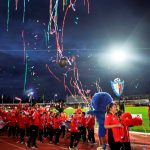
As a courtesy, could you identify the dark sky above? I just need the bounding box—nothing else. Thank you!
[0,0,150,100]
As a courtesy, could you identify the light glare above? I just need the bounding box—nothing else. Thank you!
[112,50,127,63]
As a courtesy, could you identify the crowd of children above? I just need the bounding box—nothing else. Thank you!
[1,101,142,150]
[0,103,96,150]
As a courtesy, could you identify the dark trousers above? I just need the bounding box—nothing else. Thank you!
[122,142,131,150]
[8,126,16,137]
[20,128,25,142]
[79,126,86,142]
[69,132,80,148]
[47,127,54,142]
[109,142,131,150]
[87,128,95,143]
[26,127,30,137]
[39,129,43,142]
[60,125,66,138]
[54,128,61,144]
[27,125,38,147]
[109,142,122,150]
[16,125,20,137]
[43,126,47,138]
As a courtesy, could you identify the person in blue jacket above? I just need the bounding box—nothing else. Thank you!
[87,92,113,150]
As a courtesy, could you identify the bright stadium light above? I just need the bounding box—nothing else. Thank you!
[111,50,127,63]
[107,44,131,64]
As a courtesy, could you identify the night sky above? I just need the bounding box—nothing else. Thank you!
[0,0,150,100]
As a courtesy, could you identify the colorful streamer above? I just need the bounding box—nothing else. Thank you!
[23,0,26,23]
[22,30,28,93]
[44,30,48,46]
[24,54,28,93]
[15,0,18,11]
[84,0,90,14]
[49,0,52,35]
[46,64,61,82]
[6,0,10,31]
[87,0,90,14]
[22,31,26,63]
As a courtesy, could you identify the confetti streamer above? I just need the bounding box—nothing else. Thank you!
[64,75,66,90]
[64,62,89,103]
[84,0,90,14]
[24,54,28,93]
[46,64,61,82]
[95,78,102,92]
[61,4,70,51]
[22,31,26,63]
[54,0,59,29]
[84,0,86,5]
[6,0,10,31]
[22,30,28,93]
[44,30,48,46]
[23,0,26,23]
[47,22,50,42]
[70,77,77,96]
[49,0,52,34]
[15,0,18,11]
[63,0,65,11]
[87,0,90,14]
[66,85,75,98]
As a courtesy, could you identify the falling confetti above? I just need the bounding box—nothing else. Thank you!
[23,0,26,23]
[15,0,18,11]
[6,0,10,31]
[24,55,28,93]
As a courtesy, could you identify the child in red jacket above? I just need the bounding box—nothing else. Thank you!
[53,113,61,144]
[60,112,67,138]
[18,112,27,144]
[69,112,80,150]
[87,114,96,144]
[46,112,54,143]
[27,104,39,148]
[38,113,45,143]
[8,113,17,137]
[78,112,87,143]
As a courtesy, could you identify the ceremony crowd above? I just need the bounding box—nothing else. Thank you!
[0,103,96,150]
[0,101,148,150]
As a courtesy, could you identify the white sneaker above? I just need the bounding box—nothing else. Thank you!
[31,146,38,149]
[93,142,97,145]
[97,147,103,150]
[69,147,74,150]
[74,147,78,150]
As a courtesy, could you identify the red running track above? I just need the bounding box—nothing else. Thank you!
[0,132,150,150]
